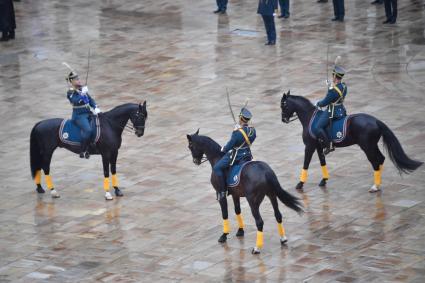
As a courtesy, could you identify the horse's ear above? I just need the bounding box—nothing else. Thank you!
[142,101,146,108]
[287,90,291,96]
[187,134,192,141]
[282,92,287,99]
[195,128,199,135]
[139,103,143,111]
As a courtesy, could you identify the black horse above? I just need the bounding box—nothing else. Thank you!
[280,92,422,192]
[187,130,303,254]
[30,102,147,200]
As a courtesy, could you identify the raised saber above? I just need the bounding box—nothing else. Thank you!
[85,47,91,86]
[226,87,237,124]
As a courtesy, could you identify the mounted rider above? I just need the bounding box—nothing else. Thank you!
[315,65,347,155]
[213,108,256,201]
[66,71,101,159]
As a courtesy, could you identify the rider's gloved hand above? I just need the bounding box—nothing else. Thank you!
[325,79,332,88]
[94,107,101,114]
[81,86,89,94]
[233,124,241,130]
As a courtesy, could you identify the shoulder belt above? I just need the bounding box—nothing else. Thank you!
[333,83,346,104]
[238,128,251,146]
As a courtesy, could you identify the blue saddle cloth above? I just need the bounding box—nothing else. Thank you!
[308,109,350,143]
[59,116,100,146]
[227,160,254,188]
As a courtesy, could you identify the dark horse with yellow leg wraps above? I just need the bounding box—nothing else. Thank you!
[187,130,303,254]
[280,92,422,192]
[30,102,147,200]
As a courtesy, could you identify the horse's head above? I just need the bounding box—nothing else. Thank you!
[281,90,297,123]
[186,129,205,165]
[129,101,147,137]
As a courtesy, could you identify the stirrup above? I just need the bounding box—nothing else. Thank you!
[323,146,335,155]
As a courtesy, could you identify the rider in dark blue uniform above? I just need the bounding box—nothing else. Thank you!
[213,108,256,200]
[315,65,347,155]
[66,72,101,159]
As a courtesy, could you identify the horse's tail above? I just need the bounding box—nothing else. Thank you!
[377,120,423,174]
[266,171,304,215]
[30,123,43,179]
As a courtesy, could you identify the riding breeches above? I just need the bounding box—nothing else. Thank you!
[74,114,91,142]
[213,153,231,177]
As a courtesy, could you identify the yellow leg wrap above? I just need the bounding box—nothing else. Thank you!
[111,174,119,187]
[35,170,41,185]
[277,222,286,237]
[103,177,110,192]
[374,170,381,186]
[223,219,230,234]
[45,175,54,190]
[321,165,329,179]
[236,214,244,229]
[256,231,264,248]
[300,169,308,183]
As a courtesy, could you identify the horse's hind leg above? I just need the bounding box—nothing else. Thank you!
[232,196,244,237]
[110,150,123,197]
[42,151,59,198]
[362,145,382,193]
[34,169,44,193]
[248,199,264,254]
[269,195,287,245]
[316,147,329,187]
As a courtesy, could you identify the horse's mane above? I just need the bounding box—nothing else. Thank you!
[105,103,138,114]
[290,95,315,108]
[193,135,224,158]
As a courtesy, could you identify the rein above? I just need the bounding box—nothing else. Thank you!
[283,114,299,123]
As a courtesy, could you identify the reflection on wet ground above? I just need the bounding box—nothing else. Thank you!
[0,0,424,281]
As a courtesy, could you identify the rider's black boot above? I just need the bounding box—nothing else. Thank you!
[80,140,90,159]
[317,129,334,155]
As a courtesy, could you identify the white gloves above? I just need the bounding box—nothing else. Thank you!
[81,86,89,95]
[233,124,241,130]
[325,79,332,88]
[94,107,101,114]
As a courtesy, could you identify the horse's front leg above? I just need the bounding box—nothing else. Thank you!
[101,153,113,200]
[232,196,244,237]
[110,150,123,197]
[218,196,230,243]
[296,145,315,191]
[316,147,330,187]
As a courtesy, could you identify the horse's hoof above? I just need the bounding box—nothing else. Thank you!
[50,189,60,198]
[280,236,288,245]
[251,247,261,254]
[114,187,123,197]
[36,185,45,194]
[105,192,113,200]
[295,182,304,191]
[218,233,228,243]
[236,228,244,237]
[318,178,327,187]
[369,185,380,193]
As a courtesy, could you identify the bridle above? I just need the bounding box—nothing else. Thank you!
[104,108,146,134]
[281,100,299,123]
[188,141,209,164]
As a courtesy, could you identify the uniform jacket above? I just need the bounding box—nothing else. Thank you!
[317,82,347,119]
[222,125,256,163]
[67,88,97,118]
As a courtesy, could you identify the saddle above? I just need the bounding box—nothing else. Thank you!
[226,158,253,188]
[309,109,352,144]
[59,115,101,147]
